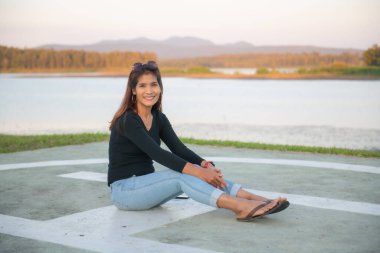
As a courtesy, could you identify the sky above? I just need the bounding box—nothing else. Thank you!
[0,0,379,49]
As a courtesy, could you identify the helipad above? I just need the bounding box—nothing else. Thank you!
[1,142,379,253]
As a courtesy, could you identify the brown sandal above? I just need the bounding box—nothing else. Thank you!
[236,201,281,222]
[264,199,290,215]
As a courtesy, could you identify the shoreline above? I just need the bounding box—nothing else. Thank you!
[2,71,380,80]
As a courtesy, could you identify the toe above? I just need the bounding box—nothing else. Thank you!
[264,199,279,213]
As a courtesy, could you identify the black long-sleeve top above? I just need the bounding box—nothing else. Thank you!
[107,108,204,186]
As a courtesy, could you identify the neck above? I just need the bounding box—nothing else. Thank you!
[135,104,152,118]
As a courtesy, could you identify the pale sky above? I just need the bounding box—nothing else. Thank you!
[0,0,379,49]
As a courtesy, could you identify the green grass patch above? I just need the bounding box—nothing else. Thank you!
[297,66,380,76]
[1,133,379,158]
[180,137,380,158]
[0,133,110,153]
[161,66,214,74]
[256,67,270,74]
[185,66,214,74]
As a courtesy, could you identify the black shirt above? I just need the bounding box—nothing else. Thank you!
[107,108,204,186]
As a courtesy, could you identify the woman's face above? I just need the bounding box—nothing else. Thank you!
[133,73,161,110]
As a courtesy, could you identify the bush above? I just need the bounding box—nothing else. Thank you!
[256,67,269,74]
[363,44,380,66]
[186,66,213,74]
[297,68,308,74]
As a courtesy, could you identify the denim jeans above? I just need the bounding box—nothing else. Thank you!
[110,167,242,211]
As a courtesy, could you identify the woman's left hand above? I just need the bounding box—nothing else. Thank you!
[210,166,223,177]
[205,164,227,189]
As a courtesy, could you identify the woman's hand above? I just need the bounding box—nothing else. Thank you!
[182,163,228,190]
[199,167,228,190]
[207,164,223,176]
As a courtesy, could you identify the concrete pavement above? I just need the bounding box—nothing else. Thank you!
[1,142,379,253]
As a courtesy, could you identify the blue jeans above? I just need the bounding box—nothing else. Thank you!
[110,168,242,210]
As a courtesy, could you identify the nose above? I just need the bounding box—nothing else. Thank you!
[145,85,154,94]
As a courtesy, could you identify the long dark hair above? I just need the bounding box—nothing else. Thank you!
[108,61,163,132]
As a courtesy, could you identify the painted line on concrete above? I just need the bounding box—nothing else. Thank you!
[59,171,380,216]
[1,157,380,174]
[0,201,219,253]
[0,159,107,171]
[246,189,380,217]
[209,157,380,174]
[59,171,107,182]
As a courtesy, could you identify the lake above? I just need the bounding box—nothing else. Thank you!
[1,74,379,150]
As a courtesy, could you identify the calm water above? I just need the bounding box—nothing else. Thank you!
[0,74,380,148]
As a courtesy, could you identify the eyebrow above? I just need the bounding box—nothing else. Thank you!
[138,82,158,85]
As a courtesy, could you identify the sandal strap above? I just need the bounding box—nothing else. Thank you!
[245,202,270,219]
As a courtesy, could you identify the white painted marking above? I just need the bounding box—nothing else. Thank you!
[209,157,380,174]
[46,199,214,236]
[58,171,380,216]
[1,157,379,174]
[246,189,380,216]
[0,159,107,171]
[59,171,107,182]
[0,202,219,253]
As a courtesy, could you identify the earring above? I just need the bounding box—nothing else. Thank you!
[132,94,136,103]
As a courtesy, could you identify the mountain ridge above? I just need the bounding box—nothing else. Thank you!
[38,36,363,59]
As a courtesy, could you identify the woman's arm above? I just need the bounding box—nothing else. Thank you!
[158,113,228,188]
[123,113,227,188]
[123,114,188,173]
[159,113,206,166]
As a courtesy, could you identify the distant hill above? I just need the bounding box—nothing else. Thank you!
[38,36,363,59]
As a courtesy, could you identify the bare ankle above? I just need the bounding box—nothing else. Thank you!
[216,194,246,214]
[236,189,269,202]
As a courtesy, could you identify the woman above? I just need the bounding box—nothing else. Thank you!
[107,61,289,221]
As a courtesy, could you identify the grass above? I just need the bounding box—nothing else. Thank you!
[160,66,214,74]
[181,137,380,158]
[0,133,379,158]
[297,66,380,76]
[0,133,110,153]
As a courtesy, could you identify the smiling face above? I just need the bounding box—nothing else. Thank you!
[132,72,161,111]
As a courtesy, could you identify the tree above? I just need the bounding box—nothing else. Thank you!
[363,44,380,66]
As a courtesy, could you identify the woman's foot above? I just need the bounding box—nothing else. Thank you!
[236,189,287,205]
[265,197,288,205]
[235,197,282,220]
[264,198,290,215]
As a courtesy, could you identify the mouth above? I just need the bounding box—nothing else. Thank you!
[143,96,156,101]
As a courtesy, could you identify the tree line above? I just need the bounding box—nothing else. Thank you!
[0,46,156,71]
[160,45,380,68]
[1,44,379,71]
[159,52,363,68]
